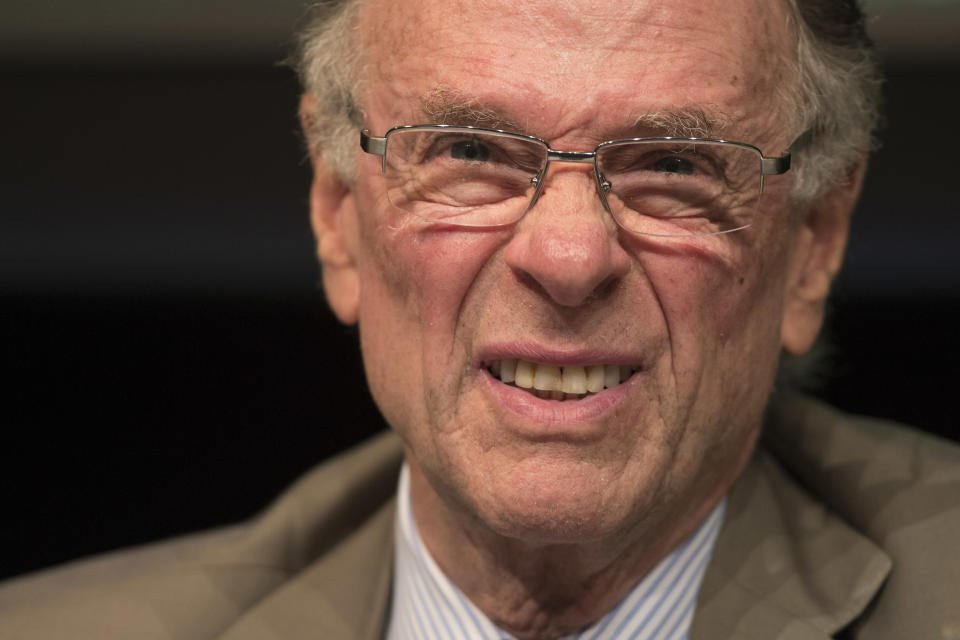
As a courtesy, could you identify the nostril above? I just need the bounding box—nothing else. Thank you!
[504,231,629,307]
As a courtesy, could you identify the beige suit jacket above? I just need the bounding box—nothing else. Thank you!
[2,393,959,639]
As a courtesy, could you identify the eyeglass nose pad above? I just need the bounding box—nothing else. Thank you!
[527,166,549,209]
[526,163,612,214]
[594,170,614,214]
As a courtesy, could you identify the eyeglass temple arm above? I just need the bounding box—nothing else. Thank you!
[360,130,387,172]
[762,129,813,175]
[761,154,790,175]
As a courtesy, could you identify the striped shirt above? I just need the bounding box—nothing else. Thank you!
[386,464,726,640]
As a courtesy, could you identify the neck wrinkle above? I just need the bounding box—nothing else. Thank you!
[405,456,727,639]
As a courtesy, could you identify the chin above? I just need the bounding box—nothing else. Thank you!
[466,462,646,545]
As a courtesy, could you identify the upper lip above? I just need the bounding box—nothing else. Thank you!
[477,343,644,369]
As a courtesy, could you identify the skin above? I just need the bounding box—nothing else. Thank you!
[304,0,865,636]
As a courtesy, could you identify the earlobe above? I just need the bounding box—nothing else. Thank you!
[302,95,360,325]
[781,157,866,355]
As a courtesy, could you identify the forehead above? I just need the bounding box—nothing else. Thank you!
[358,0,795,145]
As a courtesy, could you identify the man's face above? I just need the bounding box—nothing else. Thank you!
[324,0,823,543]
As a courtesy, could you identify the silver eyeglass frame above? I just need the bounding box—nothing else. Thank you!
[360,124,793,226]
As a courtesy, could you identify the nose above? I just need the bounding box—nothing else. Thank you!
[503,169,631,307]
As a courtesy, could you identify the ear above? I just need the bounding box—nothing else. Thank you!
[781,157,866,355]
[301,95,360,325]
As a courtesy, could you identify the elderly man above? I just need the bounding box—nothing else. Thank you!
[2,0,959,638]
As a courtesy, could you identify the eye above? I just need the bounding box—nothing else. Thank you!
[449,138,490,162]
[652,155,695,174]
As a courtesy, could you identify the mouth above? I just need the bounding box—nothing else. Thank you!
[488,359,638,401]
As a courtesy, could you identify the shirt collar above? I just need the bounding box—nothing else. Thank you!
[387,463,726,640]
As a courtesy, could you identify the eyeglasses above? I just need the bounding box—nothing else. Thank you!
[360,125,792,238]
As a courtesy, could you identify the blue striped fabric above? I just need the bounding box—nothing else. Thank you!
[386,465,726,640]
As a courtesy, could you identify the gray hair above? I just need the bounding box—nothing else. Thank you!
[293,0,366,184]
[292,0,884,201]
[784,0,884,204]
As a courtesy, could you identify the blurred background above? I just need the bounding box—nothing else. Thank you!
[2,0,958,581]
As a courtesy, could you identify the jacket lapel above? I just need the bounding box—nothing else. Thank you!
[219,498,395,640]
[215,431,403,640]
[690,450,891,640]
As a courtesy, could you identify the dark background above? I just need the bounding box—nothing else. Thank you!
[2,2,958,581]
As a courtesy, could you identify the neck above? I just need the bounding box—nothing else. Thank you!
[407,461,726,640]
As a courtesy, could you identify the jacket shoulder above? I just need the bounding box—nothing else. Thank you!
[763,393,960,638]
[0,432,403,639]
[763,392,960,526]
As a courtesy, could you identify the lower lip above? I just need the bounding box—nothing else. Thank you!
[479,368,637,435]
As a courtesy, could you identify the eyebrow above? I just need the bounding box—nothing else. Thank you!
[419,87,521,131]
[419,87,731,141]
[630,108,731,139]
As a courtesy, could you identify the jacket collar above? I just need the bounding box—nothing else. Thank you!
[216,430,403,640]
[219,498,396,640]
[690,397,891,639]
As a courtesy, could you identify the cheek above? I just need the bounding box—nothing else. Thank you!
[353,172,508,323]
[633,227,790,378]
[634,239,747,341]
[352,200,510,429]
[363,224,509,338]
[632,231,791,484]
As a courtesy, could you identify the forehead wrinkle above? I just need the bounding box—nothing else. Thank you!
[366,0,793,148]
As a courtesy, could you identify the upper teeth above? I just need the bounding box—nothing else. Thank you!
[490,359,634,394]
